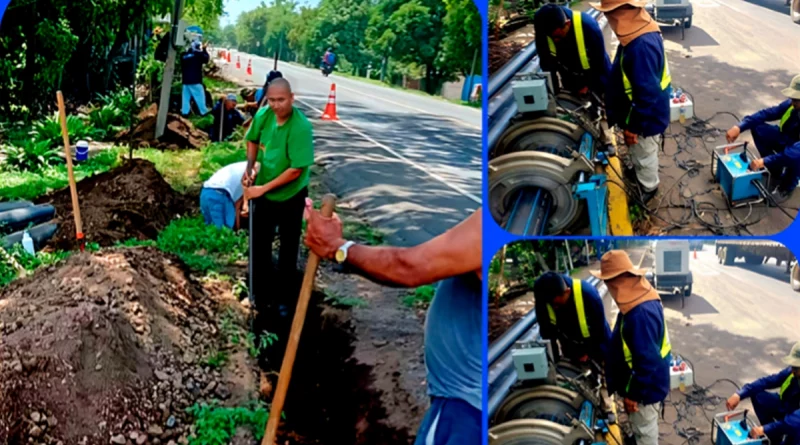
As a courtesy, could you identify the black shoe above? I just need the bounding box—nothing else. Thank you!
[770,188,792,204]
[641,186,658,204]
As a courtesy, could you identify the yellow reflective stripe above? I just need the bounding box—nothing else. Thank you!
[573,11,590,71]
[620,314,671,371]
[621,317,633,368]
[621,48,671,125]
[573,279,590,338]
[661,320,672,358]
[661,51,672,90]
[780,374,794,400]
[780,106,793,132]
[547,303,557,325]
[547,37,557,57]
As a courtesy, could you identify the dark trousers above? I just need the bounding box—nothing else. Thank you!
[250,187,308,313]
[413,397,480,445]
[752,390,796,445]
[752,124,798,192]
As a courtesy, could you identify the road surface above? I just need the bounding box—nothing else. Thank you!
[649,0,800,234]
[219,50,482,246]
[640,245,799,444]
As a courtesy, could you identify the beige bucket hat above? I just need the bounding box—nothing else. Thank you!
[589,0,648,12]
[782,74,800,100]
[782,341,800,367]
[590,250,647,281]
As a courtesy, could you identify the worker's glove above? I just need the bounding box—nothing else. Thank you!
[725,393,741,411]
[623,129,639,146]
[726,126,741,143]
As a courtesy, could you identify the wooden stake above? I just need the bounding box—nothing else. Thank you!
[262,194,336,445]
[56,91,85,251]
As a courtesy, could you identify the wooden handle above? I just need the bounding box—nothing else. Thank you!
[56,91,84,247]
[262,194,336,445]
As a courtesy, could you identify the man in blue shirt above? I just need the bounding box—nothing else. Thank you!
[726,342,800,444]
[209,94,245,142]
[534,4,611,99]
[181,40,210,116]
[727,75,800,202]
[591,250,671,445]
[592,0,671,203]
[304,208,482,445]
[533,271,611,366]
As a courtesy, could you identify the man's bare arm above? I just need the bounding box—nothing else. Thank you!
[345,209,482,288]
[245,140,259,182]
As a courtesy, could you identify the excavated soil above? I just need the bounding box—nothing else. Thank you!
[36,159,194,250]
[0,247,258,445]
[117,104,208,150]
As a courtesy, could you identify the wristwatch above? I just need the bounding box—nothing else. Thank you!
[335,241,356,264]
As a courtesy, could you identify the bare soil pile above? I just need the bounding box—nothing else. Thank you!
[118,104,208,150]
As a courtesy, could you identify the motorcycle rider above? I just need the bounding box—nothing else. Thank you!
[321,47,336,73]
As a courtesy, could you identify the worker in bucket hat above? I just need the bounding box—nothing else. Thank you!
[726,342,800,444]
[591,250,670,445]
[592,0,671,204]
[726,74,800,203]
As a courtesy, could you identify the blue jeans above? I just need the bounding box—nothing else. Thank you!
[752,123,798,192]
[414,397,480,445]
[182,83,208,115]
[752,390,798,445]
[200,188,235,229]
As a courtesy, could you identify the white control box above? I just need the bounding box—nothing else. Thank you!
[512,77,549,113]
[669,361,694,390]
[669,98,694,123]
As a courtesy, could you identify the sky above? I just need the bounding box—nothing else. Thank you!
[220,0,321,26]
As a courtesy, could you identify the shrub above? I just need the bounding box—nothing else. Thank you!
[1,140,62,171]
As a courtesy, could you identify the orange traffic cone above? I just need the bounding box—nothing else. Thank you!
[321,83,338,121]
[227,51,231,63]
[246,59,252,76]
[236,56,241,69]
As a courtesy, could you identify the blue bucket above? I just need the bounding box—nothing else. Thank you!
[75,141,89,162]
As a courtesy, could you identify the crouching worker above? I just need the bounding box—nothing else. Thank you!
[200,161,259,230]
[209,94,245,142]
[726,342,800,444]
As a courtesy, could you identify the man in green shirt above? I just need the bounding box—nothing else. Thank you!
[242,78,315,322]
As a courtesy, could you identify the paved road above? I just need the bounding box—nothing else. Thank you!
[648,0,800,234]
[636,245,800,444]
[219,50,482,246]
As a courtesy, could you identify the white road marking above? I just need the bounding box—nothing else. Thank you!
[294,97,483,204]
[718,0,744,13]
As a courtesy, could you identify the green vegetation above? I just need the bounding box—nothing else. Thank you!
[0,245,72,288]
[343,221,384,246]
[324,289,368,308]
[402,285,436,309]
[203,350,229,369]
[135,142,246,192]
[204,77,240,91]
[186,401,269,445]
[156,216,248,273]
[246,331,279,359]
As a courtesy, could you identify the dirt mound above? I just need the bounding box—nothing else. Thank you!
[37,159,193,250]
[0,248,255,445]
[118,104,208,150]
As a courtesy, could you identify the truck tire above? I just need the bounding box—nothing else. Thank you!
[792,262,800,292]
[685,16,692,28]
[684,284,692,297]
[718,247,725,264]
[723,248,735,266]
[793,0,800,24]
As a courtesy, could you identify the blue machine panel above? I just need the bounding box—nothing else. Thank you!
[713,411,765,445]
[714,145,767,204]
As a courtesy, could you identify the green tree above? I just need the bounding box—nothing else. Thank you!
[312,0,375,76]
[441,0,481,77]
[287,6,321,65]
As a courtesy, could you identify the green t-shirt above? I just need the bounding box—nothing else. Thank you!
[244,106,314,202]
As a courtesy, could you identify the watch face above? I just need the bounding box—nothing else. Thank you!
[335,249,346,263]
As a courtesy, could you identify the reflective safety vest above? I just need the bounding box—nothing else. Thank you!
[547,10,591,71]
[780,106,794,132]
[547,279,590,338]
[621,48,672,125]
[621,314,672,392]
[780,374,795,400]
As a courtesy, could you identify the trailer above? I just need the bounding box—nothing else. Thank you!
[646,240,693,308]
[714,240,800,292]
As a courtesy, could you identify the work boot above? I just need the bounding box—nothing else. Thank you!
[640,186,659,205]
[771,188,792,204]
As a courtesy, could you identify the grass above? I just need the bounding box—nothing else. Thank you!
[204,77,241,92]
[135,142,245,193]
[156,216,248,273]
[402,284,437,309]
[187,401,270,445]
[324,289,368,308]
[0,148,124,201]
[342,220,384,246]
[203,350,229,369]
[0,244,72,288]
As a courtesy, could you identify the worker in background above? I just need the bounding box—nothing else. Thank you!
[200,161,259,230]
[254,70,284,107]
[209,94,245,142]
[533,271,611,366]
[242,77,314,323]
[592,0,671,203]
[180,40,210,116]
[591,250,670,445]
[726,342,800,444]
[727,74,800,202]
[304,209,481,445]
[533,3,611,99]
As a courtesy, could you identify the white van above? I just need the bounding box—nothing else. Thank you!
[647,240,693,298]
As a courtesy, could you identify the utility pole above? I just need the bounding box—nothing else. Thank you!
[156,0,185,139]
[468,47,478,101]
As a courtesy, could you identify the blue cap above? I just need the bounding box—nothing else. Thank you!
[226,93,237,101]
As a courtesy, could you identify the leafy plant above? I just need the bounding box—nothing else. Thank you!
[32,113,98,147]
[186,401,270,445]
[95,90,136,118]
[0,244,71,288]
[246,331,278,358]
[88,104,126,140]
[2,140,62,171]
[203,350,229,369]
[219,308,241,345]
[156,216,248,273]
[402,285,436,308]
[86,242,101,252]
[114,238,158,248]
